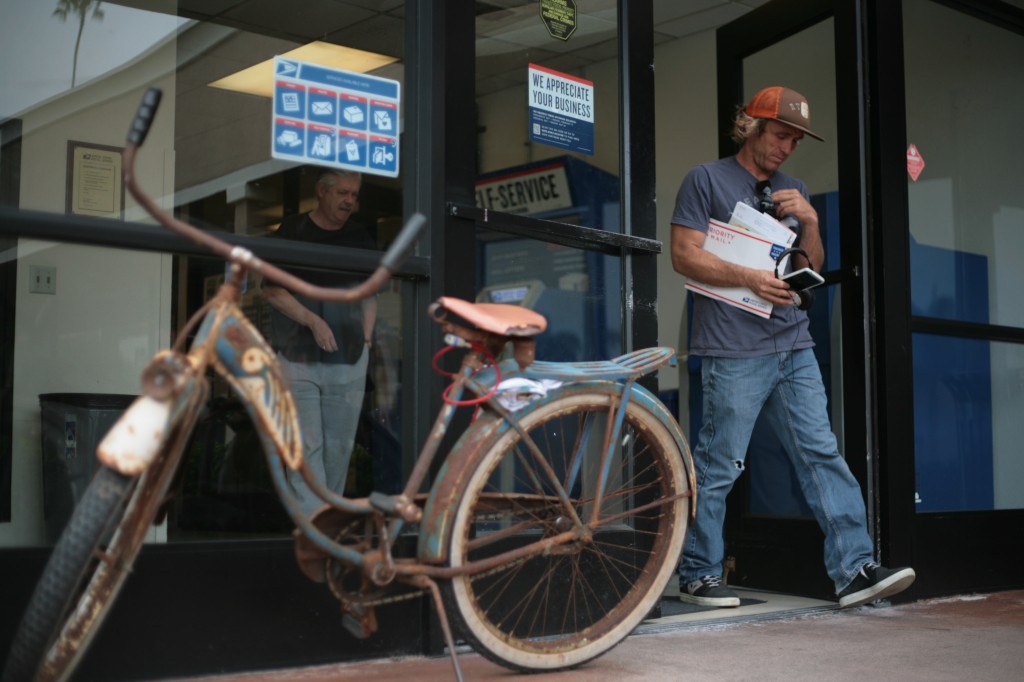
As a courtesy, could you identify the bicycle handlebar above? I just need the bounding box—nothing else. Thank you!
[127,88,162,146]
[123,87,427,303]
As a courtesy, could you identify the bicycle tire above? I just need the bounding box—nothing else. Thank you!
[2,394,199,682]
[1,466,137,682]
[441,385,689,672]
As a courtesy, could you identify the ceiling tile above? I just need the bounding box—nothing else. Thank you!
[222,0,375,40]
[656,3,753,39]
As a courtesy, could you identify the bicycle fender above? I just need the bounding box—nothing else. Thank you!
[416,380,696,564]
[97,350,202,476]
[628,381,697,517]
[96,395,174,476]
[416,410,505,563]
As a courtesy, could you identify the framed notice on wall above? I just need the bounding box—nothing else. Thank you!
[66,141,124,218]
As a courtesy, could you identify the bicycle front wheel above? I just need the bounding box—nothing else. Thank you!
[441,385,690,672]
[3,404,197,682]
[2,466,139,682]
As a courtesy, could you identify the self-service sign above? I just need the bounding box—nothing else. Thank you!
[528,63,594,155]
[272,57,400,178]
[475,161,573,215]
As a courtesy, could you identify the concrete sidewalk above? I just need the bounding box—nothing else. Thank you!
[169,590,1024,682]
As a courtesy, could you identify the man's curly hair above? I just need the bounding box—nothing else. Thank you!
[730,107,769,145]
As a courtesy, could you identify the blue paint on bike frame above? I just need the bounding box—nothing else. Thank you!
[468,347,678,389]
[594,386,631,510]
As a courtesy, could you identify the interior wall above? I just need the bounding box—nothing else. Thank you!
[1,49,177,547]
[652,29,719,406]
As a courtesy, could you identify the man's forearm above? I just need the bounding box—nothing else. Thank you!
[797,219,825,271]
[362,298,377,341]
[264,286,314,327]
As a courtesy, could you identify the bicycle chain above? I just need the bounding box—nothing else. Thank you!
[340,556,531,608]
[330,510,549,609]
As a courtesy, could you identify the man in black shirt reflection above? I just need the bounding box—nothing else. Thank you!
[263,169,375,513]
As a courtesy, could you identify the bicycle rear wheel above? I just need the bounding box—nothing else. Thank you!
[441,385,690,672]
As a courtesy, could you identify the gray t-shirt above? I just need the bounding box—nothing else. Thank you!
[671,156,814,358]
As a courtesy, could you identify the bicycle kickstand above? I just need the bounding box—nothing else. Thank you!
[407,575,465,682]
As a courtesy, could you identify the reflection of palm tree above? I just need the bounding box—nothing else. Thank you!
[52,0,105,87]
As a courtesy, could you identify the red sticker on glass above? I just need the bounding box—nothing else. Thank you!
[907,144,925,182]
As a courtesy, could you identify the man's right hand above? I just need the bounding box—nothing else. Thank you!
[746,269,796,306]
[307,315,338,352]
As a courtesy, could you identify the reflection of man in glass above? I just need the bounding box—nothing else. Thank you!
[263,170,376,513]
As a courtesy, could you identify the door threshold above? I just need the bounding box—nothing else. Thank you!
[638,576,838,635]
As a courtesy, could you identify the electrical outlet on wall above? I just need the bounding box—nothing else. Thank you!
[29,264,57,294]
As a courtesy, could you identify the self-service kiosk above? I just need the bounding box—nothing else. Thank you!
[475,156,621,362]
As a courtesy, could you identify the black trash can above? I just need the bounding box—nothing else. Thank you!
[40,393,136,542]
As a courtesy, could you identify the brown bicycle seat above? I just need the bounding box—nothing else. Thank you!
[435,296,547,337]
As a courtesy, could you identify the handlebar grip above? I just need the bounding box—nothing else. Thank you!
[127,88,163,146]
[380,212,427,271]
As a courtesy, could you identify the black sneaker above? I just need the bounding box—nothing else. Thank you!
[838,563,916,608]
[680,575,740,607]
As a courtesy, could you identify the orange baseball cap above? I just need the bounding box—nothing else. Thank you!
[744,86,824,141]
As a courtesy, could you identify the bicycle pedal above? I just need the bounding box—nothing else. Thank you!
[341,602,378,639]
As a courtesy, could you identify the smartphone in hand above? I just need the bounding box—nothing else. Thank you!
[781,267,825,290]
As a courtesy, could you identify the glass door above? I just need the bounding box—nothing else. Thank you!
[712,1,858,599]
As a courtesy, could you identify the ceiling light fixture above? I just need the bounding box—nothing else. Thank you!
[209,41,398,97]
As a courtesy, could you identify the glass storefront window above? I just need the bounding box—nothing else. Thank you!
[904,0,1024,328]
[1,238,409,546]
[0,1,411,547]
[475,0,619,179]
[912,334,1024,512]
[473,1,623,363]
[478,238,622,362]
[904,0,1024,514]
[1,1,406,239]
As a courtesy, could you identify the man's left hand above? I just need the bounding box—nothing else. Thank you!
[771,188,817,227]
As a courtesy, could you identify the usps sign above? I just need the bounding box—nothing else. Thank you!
[528,63,594,155]
[272,57,400,178]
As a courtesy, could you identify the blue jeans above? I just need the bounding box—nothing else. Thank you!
[281,348,368,514]
[679,349,874,593]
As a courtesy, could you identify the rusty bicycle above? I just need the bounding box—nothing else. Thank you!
[2,89,695,682]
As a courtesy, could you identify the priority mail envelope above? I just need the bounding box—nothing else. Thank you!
[684,219,788,319]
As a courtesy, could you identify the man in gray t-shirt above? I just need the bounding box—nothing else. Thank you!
[671,86,915,610]
[671,156,814,356]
